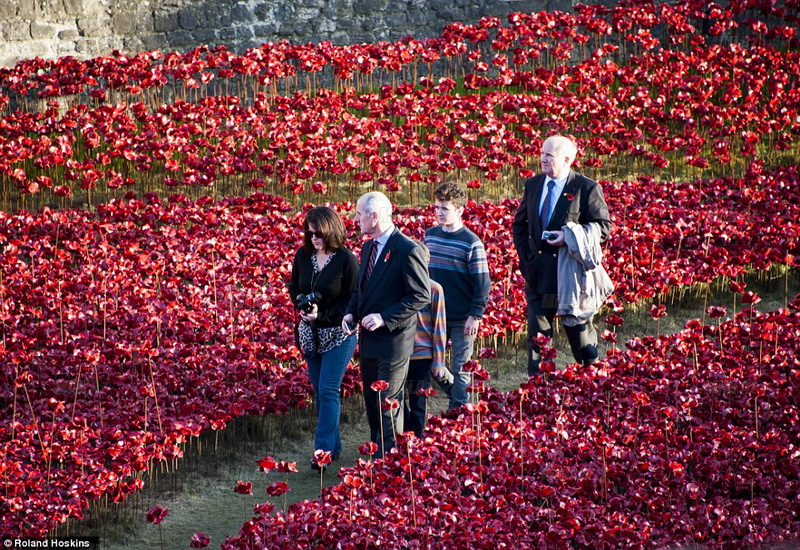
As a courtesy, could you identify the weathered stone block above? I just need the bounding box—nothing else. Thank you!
[30,22,56,40]
[62,0,84,16]
[178,8,199,30]
[296,7,322,21]
[166,29,194,47]
[54,41,78,57]
[548,0,573,11]
[433,5,465,21]
[111,10,142,35]
[347,30,371,43]
[361,17,385,32]
[1,19,32,40]
[330,31,351,44]
[17,0,35,19]
[75,2,111,37]
[74,37,101,53]
[272,3,297,20]
[476,3,509,17]
[335,18,359,32]
[253,3,273,20]
[77,18,105,37]
[217,27,239,41]
[154,11,180,33]
[191,28,218,43]
[230,4,254,23]
[234,26,254,39]
[39,0,62,17]
[513,0,546,12]
[354,0,386,16]
[406,9,429,26]
[385,13,407,27]
[58,29,82,39]
[203,6,231,27]
[122,36,146,53]
[236,39,260,52]
[252,22,280,37]
[277,23,295,37]
[293,22,316,36]
[0,0,16,19]
[318,19,336,34]
[140,33,170,51]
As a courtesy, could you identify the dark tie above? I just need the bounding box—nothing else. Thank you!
[363,241,378,285]
[539,180,556,229]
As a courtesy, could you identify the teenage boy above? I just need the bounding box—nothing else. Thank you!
[424,182,491,411]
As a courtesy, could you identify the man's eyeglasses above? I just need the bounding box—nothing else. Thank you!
[306,230,324,239]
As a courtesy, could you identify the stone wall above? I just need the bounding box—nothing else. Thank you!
[0,0,581,68]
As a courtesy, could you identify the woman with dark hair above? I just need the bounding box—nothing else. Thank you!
[288,206,358,470]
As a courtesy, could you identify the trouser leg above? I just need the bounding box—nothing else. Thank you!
[361,355,409,458]
[564,320,599,366]
[447,322,475,410]
[525,285,556,376]
[404,358,432,437]
[312,335,356,455]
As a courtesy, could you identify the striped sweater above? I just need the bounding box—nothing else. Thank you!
[424,225,491,322]
[411,280,447,369]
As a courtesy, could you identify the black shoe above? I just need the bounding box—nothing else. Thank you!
[310,453,340,471]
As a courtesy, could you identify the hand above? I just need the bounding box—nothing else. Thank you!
[361,313,385,331]
[432,366,449,380]
[300,303,318,322]
[547,230,566,246]
[464,315,481,337]
[342,314,356,335]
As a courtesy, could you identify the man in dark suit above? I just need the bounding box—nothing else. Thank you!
[512,135,612,376]
[343,191,430,457]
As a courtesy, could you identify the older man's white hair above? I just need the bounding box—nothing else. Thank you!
[359,191,393,223]
[543,135,578,163]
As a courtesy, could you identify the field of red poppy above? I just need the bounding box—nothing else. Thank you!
[1,0,799,548]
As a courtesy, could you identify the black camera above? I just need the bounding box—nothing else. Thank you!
[296,291,321,314]
[541,231,559,241]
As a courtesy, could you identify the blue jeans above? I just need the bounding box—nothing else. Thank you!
[305,334,357,456]
[447,321,476,410]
